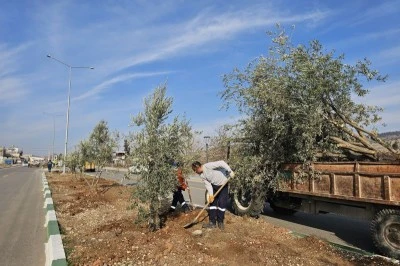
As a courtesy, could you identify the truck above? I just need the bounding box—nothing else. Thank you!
[84,161,96,172]
[232,161,400,259]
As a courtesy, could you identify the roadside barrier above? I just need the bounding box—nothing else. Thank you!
[42,172,67,266]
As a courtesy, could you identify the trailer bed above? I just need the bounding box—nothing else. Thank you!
[279,162,400,206]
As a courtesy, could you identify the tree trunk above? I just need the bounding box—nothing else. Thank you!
[329,136,377,159]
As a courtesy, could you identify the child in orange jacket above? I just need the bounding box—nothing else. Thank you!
[169,164,190,213]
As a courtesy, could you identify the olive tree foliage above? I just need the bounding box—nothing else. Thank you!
[77,121,118,189]
[78,139,91,176]
[90,121,118,183]
[66,150,80,177]
[129,84,193,231]
[220,26,397,214]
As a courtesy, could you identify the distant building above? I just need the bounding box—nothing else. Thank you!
[0,147,5,163]
[6,145,22,158]
[113,151,126,166]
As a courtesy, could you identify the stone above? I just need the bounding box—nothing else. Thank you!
[192,230,202,236]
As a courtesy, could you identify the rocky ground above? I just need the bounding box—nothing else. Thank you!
[46,172,397,266]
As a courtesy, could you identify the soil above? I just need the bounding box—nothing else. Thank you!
[46,172,397,266]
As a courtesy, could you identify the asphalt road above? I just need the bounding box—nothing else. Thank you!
[0,166,45,266]
[261,206,375,253]
[94,170,377,254]
[85,168,137,186]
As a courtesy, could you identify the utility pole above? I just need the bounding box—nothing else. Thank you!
[43,112,63,161]
[204,136,210,162]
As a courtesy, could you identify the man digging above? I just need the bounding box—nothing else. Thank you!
[191,160,234,230]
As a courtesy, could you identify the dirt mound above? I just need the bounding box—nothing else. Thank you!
[46,172,396,266]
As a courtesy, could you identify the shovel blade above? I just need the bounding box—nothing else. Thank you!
[183,219,198,229]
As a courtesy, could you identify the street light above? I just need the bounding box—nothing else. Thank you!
[43,112,63,161]
[46,54,94,174]
[204,136,210,162]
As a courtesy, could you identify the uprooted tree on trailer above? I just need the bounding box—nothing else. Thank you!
[220,25,399,216]
[129,84,193,231]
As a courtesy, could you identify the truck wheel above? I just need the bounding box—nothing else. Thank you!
[269,202,297,215]
[370,209,400,259]
[231,187,263,217]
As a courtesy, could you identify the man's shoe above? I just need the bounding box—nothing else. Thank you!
[218,222,225,230]
[182,205,190,213]
[202,222,217,229]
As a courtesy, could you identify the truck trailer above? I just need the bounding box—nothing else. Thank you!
[232,161,400,259]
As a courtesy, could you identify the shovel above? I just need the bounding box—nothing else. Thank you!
[183,178,230,229]
[185,179,194,210]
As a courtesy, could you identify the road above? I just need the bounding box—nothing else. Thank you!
[0,166,45,266]
[85,168,137,186]
[261,206,374,253]
[94,169,376,254]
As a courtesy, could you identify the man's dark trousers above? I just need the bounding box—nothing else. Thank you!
[209,184,228,224]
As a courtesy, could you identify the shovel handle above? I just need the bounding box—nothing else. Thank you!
[184,179,194,209]
[192,178,230,222]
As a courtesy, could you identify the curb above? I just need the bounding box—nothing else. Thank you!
[289,231,400,264]
[42,172,68,266]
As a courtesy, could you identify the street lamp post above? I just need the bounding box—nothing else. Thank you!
[204,136,210,162]
[46,55,94,174]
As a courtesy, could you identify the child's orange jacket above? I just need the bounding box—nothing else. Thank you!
[177,168,188,190]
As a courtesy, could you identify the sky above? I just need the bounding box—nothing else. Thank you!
[0,0,399,156]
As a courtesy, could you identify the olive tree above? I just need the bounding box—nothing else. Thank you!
[89,121,118,185]
[76,121,118,189]
[78,139,90,177]
[129,84,193,231]
[66,150,80,177]
[221,26,397,215]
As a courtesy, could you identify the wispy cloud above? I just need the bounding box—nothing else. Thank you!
[351,1,400,26]
[0,43,32,103]
[33,2,331,100]
[74,71,173,101]
[329,28,400,49]
[363,80,400,107]
[0,77,27,103]
[0,43,31,77]
[380,110,400,131]
[192,115,242,137]
[374,45,400,66]
[108,8,330,73]
[319,1,399,35]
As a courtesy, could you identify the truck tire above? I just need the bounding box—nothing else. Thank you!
[370,209,400,259]
[269,201,297,215]
[231,187,264,217]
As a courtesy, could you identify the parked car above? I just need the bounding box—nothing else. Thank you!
[129,159,147,174]
[28,160,40,167]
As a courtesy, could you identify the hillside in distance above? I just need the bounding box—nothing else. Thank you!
[379,131,400,140]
